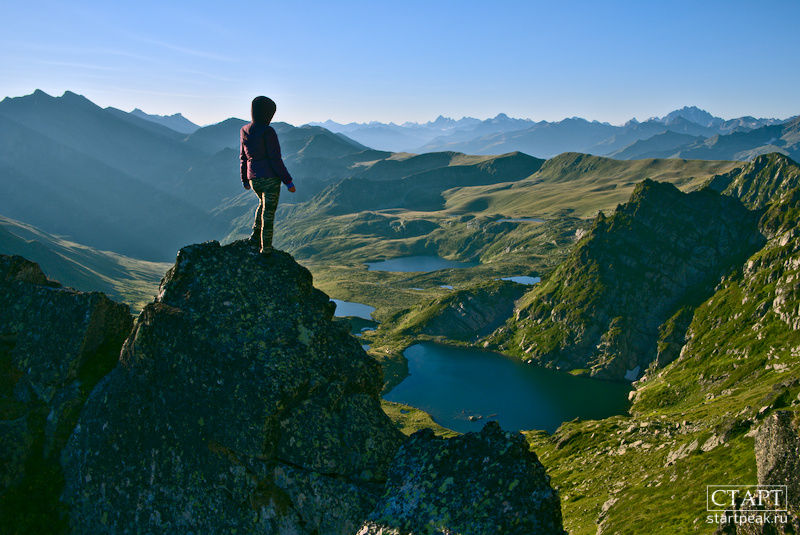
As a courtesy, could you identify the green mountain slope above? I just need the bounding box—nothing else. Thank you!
[487,179,764,380]
[498,153,800,534]
[442,153,739,220]
[0,215,167,312]
[707,153,800,209]
[305,151,544,215]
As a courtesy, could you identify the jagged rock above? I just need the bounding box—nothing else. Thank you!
[0,254,133,532]
[358,420,565,535]
[60,241,405,535]
[490,179,764,380]
[755,411,800,510]
[387,280,528,340]
[715,411,800,534]
[708,153,800,212]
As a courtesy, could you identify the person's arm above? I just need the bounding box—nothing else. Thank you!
[240,133,250,190]
[264,127,296,192]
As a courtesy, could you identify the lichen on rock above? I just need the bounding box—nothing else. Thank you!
[60,241,405,534]
[0,254,133,533]
[358,420,565,535]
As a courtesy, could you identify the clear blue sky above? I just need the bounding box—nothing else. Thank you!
[2,0,798,126]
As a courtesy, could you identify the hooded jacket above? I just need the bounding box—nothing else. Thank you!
[240,97,294,186]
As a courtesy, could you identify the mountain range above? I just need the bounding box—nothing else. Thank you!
[313,107,799,160]
[0,91,387,261]
[4,90,794,279]
[2,89,800,533]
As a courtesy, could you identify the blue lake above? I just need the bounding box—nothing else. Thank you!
[383,342,632,434]
[366,255,479,272]
[331,299,375,320]
[498,276,541,285]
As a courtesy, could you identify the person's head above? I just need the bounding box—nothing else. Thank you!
[251,96,276,124]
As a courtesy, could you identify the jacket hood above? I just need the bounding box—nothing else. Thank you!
[251,96,276,124]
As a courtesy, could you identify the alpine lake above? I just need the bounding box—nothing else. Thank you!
[334,255,632,434]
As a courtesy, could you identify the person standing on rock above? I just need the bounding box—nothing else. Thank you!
[240,96,296,255]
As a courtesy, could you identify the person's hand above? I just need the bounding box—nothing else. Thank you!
[243,181,251,190]
[287,181,296,193]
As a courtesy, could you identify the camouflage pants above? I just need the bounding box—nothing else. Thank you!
[251,176,281,254]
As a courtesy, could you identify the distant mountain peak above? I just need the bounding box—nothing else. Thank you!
[130,108,199,134]
[661,106,721,128]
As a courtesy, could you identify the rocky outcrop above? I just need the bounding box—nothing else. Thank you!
[385,280,528,340]
[708,153,800,211]
[60,241,406,534]
[0,255,133,533]
[489,179,764,380]
[715,411,800,535]
[756,411,800,511]
[359,421,565,535]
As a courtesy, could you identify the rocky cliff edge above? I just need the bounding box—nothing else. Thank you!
[60,241,406,534]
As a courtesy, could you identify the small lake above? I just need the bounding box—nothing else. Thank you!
[366,255,478,272]
[383,342,632,434]
[331,299,375,320]
[498,276,541,285]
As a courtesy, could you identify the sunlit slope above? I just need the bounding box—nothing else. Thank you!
[443,153,740,219]
[0,215,168,312]
[273,153,740,267]
[522,154,800,535]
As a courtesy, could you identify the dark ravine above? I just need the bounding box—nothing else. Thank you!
[359,421,565,535]
[0,242,565,534]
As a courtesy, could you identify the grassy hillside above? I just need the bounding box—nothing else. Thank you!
[522,158,800,533]
[0,216,168,312]
[336,152,800,533]
[442,153,738,220]
[484,179,764,380]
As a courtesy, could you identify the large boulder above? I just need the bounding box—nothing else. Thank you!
[715,411,800,534]
[0,254,133,533]
[754,410,800,511]
[60,241,405,534]
[359,420,565,535]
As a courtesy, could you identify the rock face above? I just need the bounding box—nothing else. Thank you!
[489,179,765,380]
[716,411,800,535]
[385,280,529,341]
[60,241,405,534]
[756,411,800,512]
[359,420,565,535]
[708,153,800,211]
[0,255,133,533]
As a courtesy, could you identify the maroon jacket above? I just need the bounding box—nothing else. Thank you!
[239,122,293,187]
